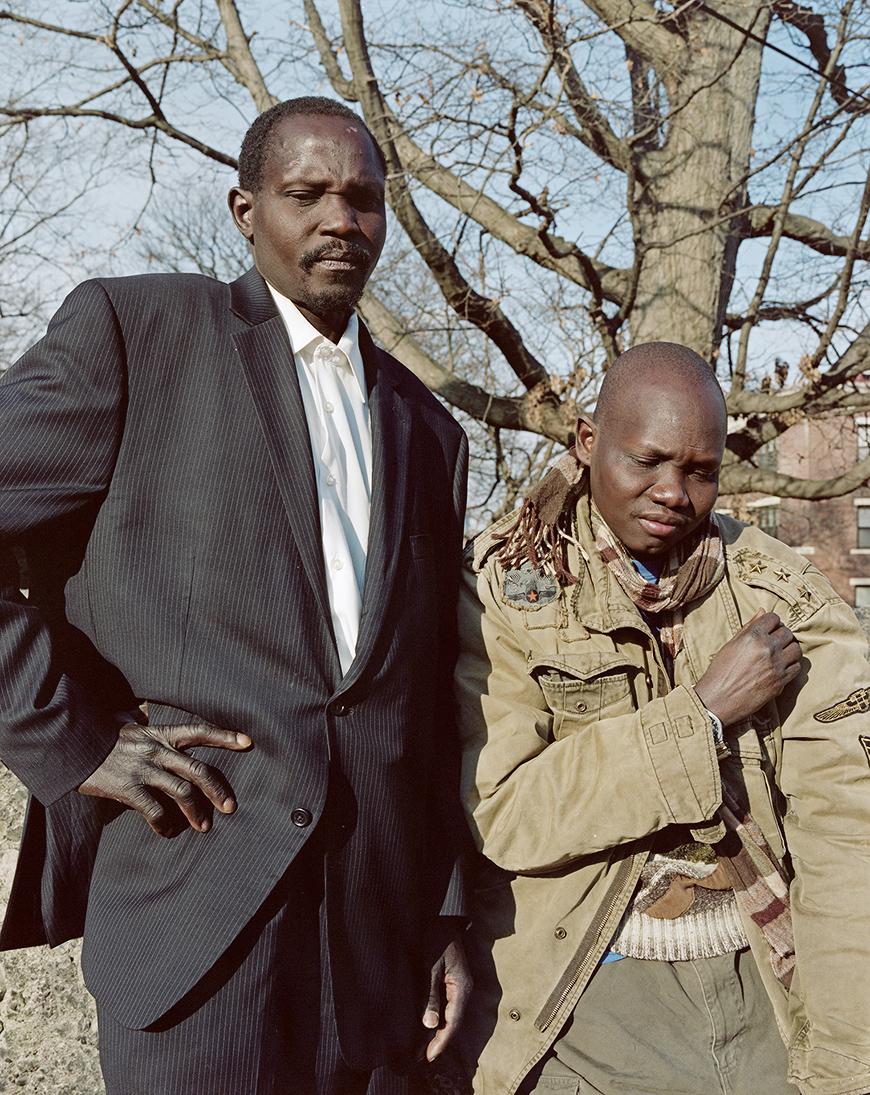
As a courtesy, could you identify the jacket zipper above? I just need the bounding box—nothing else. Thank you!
[533,849,645,1032]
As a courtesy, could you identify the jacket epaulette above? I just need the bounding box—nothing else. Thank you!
[466,509,521,573]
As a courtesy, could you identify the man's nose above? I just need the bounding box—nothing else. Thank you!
[649,468,689,508]
[320,195,359,235]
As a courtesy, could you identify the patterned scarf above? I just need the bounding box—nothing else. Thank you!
[495,452,585,584]
[718,784,796,989]
[498,446,796,988]
[592,504,724,661]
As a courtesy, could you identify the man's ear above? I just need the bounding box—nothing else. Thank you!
[228,187,255,242]
[575,414,596,467]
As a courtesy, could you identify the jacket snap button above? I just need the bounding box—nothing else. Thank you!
[508,1009,521,1021]
[575,702,587,712]
[291,808,313,827]
[333,703,349,716]
[554,927,567,939]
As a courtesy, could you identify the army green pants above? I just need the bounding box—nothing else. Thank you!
[525,949,796,1095]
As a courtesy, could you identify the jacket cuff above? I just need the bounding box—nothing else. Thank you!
[639,684,722,823]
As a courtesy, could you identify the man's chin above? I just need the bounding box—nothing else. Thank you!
[303,282,365,320]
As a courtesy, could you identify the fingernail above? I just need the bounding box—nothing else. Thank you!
[235,734,252,747]
[199,819,210,832]
[423,1010,439,1029]
[222,798,236,812]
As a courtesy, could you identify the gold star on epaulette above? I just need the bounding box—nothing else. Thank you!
[773,567,791,583]
[747,558,767,575]
[797,585,813,602]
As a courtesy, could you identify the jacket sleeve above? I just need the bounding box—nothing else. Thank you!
[455,557,721,874]
[0,280,127,805]
[775,579,870,1093]
[435,428,472,920]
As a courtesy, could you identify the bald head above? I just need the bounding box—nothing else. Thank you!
[594,342,726,432]
[576,342,727,562]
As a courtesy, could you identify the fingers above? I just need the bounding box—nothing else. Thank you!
[425,949,474,1062]
[422,959,442,1032]
[168,723,252,751]
[145,763,219,832]
[744,610,782,635]
[158,743,238,815]
[78,721,250,837]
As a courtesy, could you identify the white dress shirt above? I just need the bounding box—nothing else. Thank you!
[266,283,372,675]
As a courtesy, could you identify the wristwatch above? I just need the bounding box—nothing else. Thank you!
[704,707,731,761]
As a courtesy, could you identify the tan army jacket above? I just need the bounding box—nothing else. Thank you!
[455,495,870,1095]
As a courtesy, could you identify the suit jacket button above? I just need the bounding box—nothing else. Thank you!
[291,808,313,827]
[333,703,349,716]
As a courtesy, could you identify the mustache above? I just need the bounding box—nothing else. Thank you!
[299,242,373,271]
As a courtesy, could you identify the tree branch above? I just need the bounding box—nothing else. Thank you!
[359,290,573,440]
[304,0,627,303]
[748,205,870,260]
[772,0,868,115]
[337,0,568,396]
[0,105,237,168]
[513,0,633,173]
[720,452,870,498]
[582,0,686,70]
[215,0,275,112]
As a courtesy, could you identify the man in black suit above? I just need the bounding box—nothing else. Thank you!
[0,97,471,1094]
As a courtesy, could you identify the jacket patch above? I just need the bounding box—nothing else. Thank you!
[503,566,558,609]
[813,688,870,722]
[860,735,870,769]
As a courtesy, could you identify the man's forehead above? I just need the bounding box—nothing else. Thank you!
[596,382,726,454]
[270,116,374,159]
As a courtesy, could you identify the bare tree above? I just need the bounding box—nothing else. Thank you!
[1,0,869,508]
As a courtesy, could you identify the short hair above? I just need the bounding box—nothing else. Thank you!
[237,96,387,193]
[593,341,726,427]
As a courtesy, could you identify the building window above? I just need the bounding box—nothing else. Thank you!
[858,506,870,548]
[855,585,870,608]
[756,440,778,471]
[747,496,780,540]
[857,415,870,462]
[755,505,779,539]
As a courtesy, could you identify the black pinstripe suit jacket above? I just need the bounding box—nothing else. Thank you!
[0,267,469,1065]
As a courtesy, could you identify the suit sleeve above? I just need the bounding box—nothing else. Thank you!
[435,427,472,920]
[774,577,870,1091]
[0,280,127,805]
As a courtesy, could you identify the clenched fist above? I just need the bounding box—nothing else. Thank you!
[694,609,802,727]
[78,722,252,837]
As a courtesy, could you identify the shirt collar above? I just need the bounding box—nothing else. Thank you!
[265,280,367,400]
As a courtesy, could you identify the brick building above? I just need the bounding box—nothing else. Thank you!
[720,412,870,607]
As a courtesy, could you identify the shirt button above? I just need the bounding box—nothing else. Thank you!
[326,473,336,486]
[508,1008,521,1022]
[324,401,335,414]
[331,557,344,571]
[554,927,567,939]
[290,807,313,827]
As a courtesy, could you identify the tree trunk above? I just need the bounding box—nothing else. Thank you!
[630,2,770,362]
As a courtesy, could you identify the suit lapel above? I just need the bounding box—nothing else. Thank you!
[230,269,340,680]
[339,327,412,692]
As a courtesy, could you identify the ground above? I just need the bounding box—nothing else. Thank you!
[0,765,101,1094]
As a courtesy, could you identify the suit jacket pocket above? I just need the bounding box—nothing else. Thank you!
[411,532,433,559]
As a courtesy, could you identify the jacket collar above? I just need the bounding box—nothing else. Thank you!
[229,266,280,326]
[567,481,658,635]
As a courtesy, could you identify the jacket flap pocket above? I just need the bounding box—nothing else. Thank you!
[527,652,641,681]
